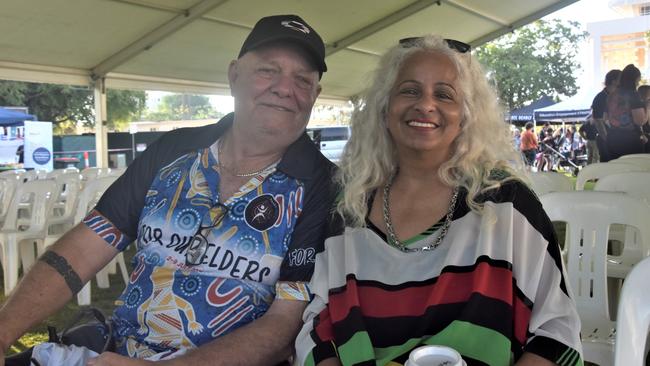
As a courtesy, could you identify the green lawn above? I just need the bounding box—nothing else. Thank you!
[0,245,135,355]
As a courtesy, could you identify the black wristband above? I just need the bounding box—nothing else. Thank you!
[39,251,84,294]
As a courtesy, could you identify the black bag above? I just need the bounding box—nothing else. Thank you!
[5,307,114,366]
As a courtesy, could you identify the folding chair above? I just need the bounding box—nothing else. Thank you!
[614,256,650,366]
[528,171,574,196]
[575,161,647,190]
[540,191,650,366]
[0,180,57,295]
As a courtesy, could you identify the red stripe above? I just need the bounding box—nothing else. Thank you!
[314,308,335,342]
[329,262,514,322]
[513,295,531,345]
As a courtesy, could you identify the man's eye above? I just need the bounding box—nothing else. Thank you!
[258,68,276,76]
[296,76,313,89]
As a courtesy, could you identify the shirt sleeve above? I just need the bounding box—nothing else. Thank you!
[592,93,607,119]
[91,134,168,241]
[277,167,337,286]
[517,195,583,366]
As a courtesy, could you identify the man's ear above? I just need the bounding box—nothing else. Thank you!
[314,84,322,100]
[227,60,238,96]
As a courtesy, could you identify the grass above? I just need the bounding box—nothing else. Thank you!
[0,245,135,355]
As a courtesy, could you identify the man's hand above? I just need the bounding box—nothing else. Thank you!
[86,352,155,366]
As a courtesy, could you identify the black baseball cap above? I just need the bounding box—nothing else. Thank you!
[238,15,327,78]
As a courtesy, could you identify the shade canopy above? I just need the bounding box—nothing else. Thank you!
[508,96,556,123]
[534,89,599,122]
[0,0,578,101]
[0,108,37,126]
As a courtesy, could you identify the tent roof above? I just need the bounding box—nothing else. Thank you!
[534,88,599,121]
[0,0,577,102]
[508,96,556,122]
[0,107,37,126]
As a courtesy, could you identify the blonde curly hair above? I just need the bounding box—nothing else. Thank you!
[336,35,525,227]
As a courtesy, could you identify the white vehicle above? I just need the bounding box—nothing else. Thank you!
[306,126,351,164]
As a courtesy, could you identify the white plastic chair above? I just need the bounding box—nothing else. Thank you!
[614,256,650,366]
[0,180,57,295]
[39,172,83,254]
[80,167,105,182]
[528,171,574,195]
[575,161,648,190]
[540,191,650,366]
[611,157,650,170]
[594,172,650,279]
[72,176,128,306]
[0,176,21,226]
[617,153,650,160]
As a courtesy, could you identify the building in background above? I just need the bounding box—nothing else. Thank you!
[587,0,650,88]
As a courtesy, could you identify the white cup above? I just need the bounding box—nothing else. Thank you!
[404,345,467,366]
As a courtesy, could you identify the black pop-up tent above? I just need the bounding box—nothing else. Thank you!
[0,107,36,126]
[507,96,555,125]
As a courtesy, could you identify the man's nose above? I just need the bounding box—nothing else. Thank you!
[270,73,293,98]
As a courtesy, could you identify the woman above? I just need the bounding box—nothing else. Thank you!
[605,64,647,159]
[294,35,582,366]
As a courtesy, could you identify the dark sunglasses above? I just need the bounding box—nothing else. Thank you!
[399,37,471,54]
[185,203,229,266]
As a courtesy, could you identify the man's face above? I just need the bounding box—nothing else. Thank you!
[228,43,321,145]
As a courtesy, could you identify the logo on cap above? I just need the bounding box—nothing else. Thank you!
[281,20,310,34]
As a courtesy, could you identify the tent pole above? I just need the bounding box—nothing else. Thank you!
[93,78,108,168]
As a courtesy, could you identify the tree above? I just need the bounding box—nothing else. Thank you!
[475,19,587,110]
[0,80,146,132]
[145,94,223,121]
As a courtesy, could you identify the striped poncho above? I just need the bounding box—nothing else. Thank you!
[294,181,583,366]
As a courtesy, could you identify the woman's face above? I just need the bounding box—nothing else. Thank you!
[386,51,463,158]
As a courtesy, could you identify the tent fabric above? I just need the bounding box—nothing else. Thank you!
[533,89,600,122]
[0,0,579,100]
[0,107,36,126]
[508,96,556,122]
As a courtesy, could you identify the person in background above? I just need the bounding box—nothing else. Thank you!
[512,127,521,150]
[579,114,599,164]
[1,14,336,366]
[605,64,647,159]
[520,122,538,167]
[637,85,650,152]
[294,34,582,366]
[591,69,621,162]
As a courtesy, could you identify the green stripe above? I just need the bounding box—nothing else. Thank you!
[373,320,511,365]
[337,331,377,365]
[557,348,574,366]
[305,353,316,366]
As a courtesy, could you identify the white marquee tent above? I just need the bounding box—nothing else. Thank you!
[0,0,578,166]
[534,88,601,122]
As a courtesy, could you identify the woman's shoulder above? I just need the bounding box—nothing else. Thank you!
[477,171,539,207]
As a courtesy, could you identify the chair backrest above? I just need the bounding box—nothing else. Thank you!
[594,172,650,206]
[51,172,82,219]
[540,191,650,342]
[80,167,105,182]
[614,256,650,366]
[1,180,57,233]
[528,172,574,195]
[73,176,117,224]
[611,157,650,170]
[106,167,126,177]
[21,170,38,182]
[616,153,650,160]
[575,161,647,190]
[0,176,21,221]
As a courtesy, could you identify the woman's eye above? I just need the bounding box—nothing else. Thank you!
[399,88,418,96]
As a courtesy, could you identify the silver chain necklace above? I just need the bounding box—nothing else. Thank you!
[216,139,277,177]
[382,172,460,252]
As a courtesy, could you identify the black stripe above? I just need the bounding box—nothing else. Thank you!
[523,335,580,365]
[329,255,514,294]
[330,294,518,349]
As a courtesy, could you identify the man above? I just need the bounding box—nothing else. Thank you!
[591,69,621,163]
[0,14,336,365]
[520,122,538,168]
[578,114,599,164]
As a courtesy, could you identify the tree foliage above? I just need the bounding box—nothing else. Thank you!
[0,80,146,131]
[144,94,223,121]
[475,19,587,110]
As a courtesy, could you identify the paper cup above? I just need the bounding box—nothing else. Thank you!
[404,345,466,366]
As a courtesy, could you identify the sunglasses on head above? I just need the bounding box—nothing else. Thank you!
[398,37,471,54]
